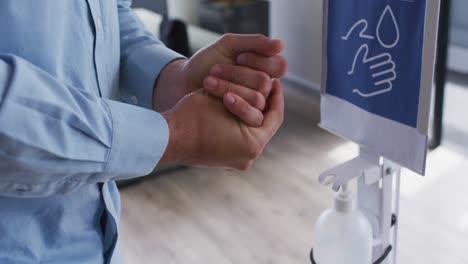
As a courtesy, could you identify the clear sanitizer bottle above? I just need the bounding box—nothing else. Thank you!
[313,184,373,264]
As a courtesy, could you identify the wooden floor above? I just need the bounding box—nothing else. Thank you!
[119,82,468,264]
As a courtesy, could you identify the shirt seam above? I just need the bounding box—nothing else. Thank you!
[101,100,115,177]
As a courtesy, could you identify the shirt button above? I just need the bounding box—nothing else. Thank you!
[96,19,102,30]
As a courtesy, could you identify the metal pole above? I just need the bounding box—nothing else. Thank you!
[390,169,401,264]
[429,0,451,149]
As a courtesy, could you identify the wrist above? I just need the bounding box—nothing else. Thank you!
[152,58,189,112]
[160,106,200,166]
[160,110,181,165]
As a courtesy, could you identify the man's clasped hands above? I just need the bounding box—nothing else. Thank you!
[154,34,287,170]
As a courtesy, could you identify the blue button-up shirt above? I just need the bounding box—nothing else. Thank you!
[0,1,182,263]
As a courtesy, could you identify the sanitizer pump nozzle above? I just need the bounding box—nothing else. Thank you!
[312,183,373,264]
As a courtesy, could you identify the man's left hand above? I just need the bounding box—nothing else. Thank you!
[153,34,288,127]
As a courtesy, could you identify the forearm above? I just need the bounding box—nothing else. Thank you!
[152,59,190,112]
[0,54,168,197]
[118,0,185,110]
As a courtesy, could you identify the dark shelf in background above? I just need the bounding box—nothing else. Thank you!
[131,0,168,15]
[199,0,269,36]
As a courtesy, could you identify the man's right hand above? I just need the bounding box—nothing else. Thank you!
[159,79,284,170]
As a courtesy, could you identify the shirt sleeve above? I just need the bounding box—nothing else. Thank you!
[118,0,185,110]
[0,54,169,198]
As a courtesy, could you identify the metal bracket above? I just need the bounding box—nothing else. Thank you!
[319,148,381,191]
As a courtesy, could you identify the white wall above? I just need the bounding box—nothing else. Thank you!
[166,0,324,88]
[270,0,323,89]
[167,0,200,25]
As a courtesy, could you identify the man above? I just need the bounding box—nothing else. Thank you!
[0,1,287,263]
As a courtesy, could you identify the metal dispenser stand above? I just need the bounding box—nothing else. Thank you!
[315,147,401,264]
[311,1,440,262]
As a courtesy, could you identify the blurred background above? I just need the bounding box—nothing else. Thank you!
[118,1,468,263]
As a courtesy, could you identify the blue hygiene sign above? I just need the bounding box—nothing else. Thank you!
[326,0,426,128]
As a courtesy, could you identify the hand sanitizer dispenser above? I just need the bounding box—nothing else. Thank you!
[315,0,441,263]
[313,183,373,264]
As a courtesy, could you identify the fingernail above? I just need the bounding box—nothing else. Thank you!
[272,39,283,44]
[205,76,218,88]
[237,54,248,65]
[225,93,236,105]
[210,65,223,76]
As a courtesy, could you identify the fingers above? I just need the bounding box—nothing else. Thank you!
[208,64,272,97]
[217,34,284,57]
[260,79,284,137]
[236,53,288,78]
[223,92,264,128]
[204,76,266,110]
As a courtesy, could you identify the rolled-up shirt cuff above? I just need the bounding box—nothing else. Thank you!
[120,43,185,110]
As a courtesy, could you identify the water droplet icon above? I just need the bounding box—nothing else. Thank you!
[376,6,400,49]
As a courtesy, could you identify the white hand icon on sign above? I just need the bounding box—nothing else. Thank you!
[348,44,396,97]
[341,5,400,98]
[342,19,375,41]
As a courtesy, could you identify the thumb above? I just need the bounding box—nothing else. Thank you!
[348,44,369,75]
[260,79,284,138]
[217,34,284,57]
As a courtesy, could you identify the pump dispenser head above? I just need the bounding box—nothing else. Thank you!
[334,184,355,213]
